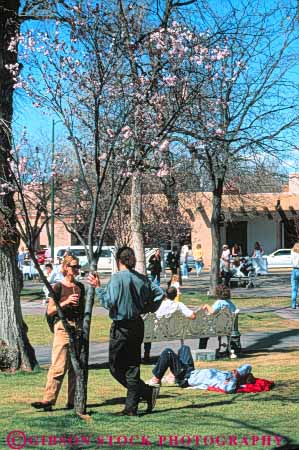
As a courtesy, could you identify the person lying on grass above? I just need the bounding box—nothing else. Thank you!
[147,345,254,393]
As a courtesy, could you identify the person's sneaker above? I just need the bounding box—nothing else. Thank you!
[146,386,160,413]
[31,401,53,411]
[146,376,161,387]
[162,374,176,385]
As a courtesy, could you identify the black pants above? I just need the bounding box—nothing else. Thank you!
[109,318,152,413]
[152,345,195,386]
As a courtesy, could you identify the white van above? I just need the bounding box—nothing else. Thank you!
[54,245,115,273]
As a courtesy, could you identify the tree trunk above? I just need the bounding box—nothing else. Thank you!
[0,1,38,370]
[74,277,95,415]
[209,184,223,296]
[131,174,146,274]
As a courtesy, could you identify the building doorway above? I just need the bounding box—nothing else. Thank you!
[283,218,299,248]
[226,221,248,256]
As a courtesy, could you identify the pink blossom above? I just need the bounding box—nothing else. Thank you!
[163,76,177,86]
[159,140,169,152]
[107,128,115,138]
[18,157,27,174]
[98,153,107,161]
[121,126,133,140]
[215,128,225,136]
[157,168,170,177]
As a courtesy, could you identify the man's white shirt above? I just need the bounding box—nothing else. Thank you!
[156,299,194,320]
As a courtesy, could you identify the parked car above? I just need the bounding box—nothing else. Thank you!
[55,246,88,266]
[264,249,292,268]
[78,246,115,274]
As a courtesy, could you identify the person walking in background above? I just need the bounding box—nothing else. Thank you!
[252,241,264,258]
[166,247,180,275]
[193,243,204,276]
[181,244,189,279]
[232,243,242,258]
[148,248,162,286]
[17,246,26,269]
[87,246,164,416]
[220,244,231,286]
[290,242,299,309]
[252,241,267,275]
[31,256,85,411]
[221,244,231,264]
[42,263,57,305]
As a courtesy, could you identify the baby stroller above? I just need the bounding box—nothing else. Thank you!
[240,258,256,288]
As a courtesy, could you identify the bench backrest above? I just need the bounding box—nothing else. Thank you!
[143,308,235,343]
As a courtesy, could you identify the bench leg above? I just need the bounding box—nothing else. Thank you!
[217,336,222,352]
[227,336,232,354]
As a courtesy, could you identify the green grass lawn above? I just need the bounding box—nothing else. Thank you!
[26,314,111,346]
[21,287,44,302]
[0,351,298,450]
[3,293,299,449]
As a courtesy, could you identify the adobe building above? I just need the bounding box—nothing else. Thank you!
[186,173,299,266]
[30,173,299,267]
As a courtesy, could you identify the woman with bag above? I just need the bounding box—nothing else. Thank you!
[87,246,165,416]
[31,256,85,411]
[148,248,162,286]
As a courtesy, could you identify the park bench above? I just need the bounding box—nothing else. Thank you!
[143,308,241,359]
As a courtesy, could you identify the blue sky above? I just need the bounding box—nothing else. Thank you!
[13,0,299,173]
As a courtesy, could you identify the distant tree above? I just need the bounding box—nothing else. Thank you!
[174,0,299,293]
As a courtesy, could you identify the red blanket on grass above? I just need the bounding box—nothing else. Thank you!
[208,378,274,394]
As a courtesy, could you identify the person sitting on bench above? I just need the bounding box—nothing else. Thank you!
[143,287,195,362]
[147,345,253,393]
[198,285,236,350]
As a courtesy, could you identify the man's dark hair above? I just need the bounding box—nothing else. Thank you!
[166,286,177,300]
[45,263,53,269]
[116,246,136,270]
[215,284,231,300]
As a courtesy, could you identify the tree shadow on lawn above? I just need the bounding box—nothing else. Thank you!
[242,329,299,352]
[155,404,295,450]
[238,348,299,361]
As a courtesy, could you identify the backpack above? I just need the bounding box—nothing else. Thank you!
[45,282,62,333]
[45,281,85,332]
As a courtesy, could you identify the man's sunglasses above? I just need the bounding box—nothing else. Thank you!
[68,264,81,269]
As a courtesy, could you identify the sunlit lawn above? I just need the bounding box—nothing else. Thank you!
[0,351,298,450]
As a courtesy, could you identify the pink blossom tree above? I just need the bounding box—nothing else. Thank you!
[7,0,225,413]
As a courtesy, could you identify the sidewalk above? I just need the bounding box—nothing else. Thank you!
[34,324,299,367]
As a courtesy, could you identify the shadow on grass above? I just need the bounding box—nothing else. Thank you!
[89,356,159,370]
[243,329,299,352]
